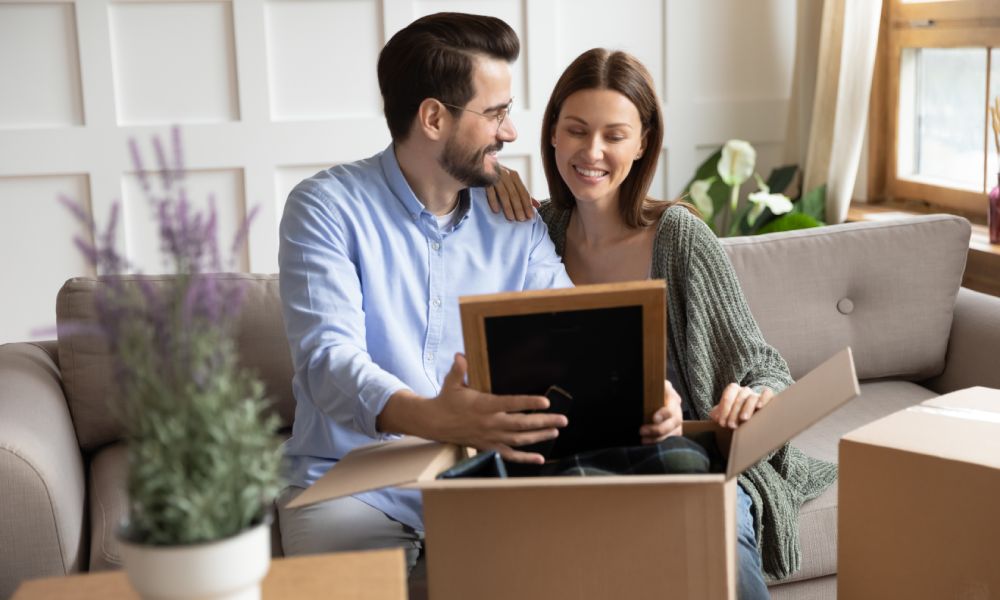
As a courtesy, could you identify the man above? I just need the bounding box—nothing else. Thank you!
[276,13,573,567]
[276,12,682,570]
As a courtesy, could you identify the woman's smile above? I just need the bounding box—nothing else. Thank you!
[551,88,645,206]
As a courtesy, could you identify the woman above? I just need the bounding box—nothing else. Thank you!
[488,48,836,598]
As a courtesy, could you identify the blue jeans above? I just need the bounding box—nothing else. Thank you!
[737,484,771,599]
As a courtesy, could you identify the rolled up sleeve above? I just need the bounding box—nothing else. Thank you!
[279,183,409,439]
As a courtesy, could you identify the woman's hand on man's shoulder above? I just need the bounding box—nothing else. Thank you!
[487,166,539,222]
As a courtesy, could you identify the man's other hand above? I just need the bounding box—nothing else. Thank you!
[379,353,567,464]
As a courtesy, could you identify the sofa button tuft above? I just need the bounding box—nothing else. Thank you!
[837,298,854,315]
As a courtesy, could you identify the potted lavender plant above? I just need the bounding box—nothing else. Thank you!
[63,128,282,600]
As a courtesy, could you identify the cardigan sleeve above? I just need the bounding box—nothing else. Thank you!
[661,207,793,416]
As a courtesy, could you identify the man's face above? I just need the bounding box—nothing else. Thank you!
[438,56,517,187]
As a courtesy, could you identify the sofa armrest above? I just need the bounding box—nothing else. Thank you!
[924,288,1000,394]
[0,342,87,598]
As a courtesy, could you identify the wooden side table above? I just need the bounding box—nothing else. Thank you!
[12,549,407,600]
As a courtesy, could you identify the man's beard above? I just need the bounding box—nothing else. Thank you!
[439,133,503,188]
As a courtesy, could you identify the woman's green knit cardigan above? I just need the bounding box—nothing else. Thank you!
[539,201,838,581]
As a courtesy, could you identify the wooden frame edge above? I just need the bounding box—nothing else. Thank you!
[459,280,667,422]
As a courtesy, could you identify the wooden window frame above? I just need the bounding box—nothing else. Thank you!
[869,0,1000,219]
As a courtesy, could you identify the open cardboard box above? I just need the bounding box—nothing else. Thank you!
[289,284,860,599]
[839,386,1000,599]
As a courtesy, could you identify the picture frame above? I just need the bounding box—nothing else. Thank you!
[459,280,667,458]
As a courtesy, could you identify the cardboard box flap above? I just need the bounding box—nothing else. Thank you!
[726,347,860,479]
[287,437,464,509]
[842,387,1000,469]
[921,387,1000,415]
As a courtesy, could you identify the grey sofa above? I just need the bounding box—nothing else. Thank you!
[2,214,998,599]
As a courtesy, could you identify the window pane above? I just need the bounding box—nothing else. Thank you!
[898,47,986,191]
[989,48,1000,191]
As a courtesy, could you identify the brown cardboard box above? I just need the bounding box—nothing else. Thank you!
[289,348,859,600]
[839,387,1000,600]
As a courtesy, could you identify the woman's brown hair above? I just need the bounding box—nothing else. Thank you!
[542,48,683,228]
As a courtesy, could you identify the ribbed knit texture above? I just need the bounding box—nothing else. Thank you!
[540,202,838,581]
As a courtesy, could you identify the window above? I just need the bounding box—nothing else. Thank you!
[872,0,1000,216]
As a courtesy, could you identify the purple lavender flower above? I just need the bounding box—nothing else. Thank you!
[63,125,260,404]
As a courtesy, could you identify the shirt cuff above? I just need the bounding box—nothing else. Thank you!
[355,377,411,439]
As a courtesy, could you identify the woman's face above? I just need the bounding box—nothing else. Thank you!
[551,88,646,208]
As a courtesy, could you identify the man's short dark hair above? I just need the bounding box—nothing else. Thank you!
[377,13,519,141]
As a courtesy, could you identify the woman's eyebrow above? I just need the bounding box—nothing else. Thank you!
[564,115,633,129]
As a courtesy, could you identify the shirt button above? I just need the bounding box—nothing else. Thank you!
[431,242,441,251]
[425,352,435,362]
[432,297,442,308]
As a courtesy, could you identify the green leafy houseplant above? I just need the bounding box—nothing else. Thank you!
[684,139,827,237]
[62,128,283,546]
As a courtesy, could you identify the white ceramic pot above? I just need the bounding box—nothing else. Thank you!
[119,521,271,600]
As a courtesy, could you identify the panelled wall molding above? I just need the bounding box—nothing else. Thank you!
[0,0,798,343]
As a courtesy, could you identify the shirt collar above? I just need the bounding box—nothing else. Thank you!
[380,143,473,230]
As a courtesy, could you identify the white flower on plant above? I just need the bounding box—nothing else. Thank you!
[717,139,756,187]
[747,174,793,226]
[689,177,714,221]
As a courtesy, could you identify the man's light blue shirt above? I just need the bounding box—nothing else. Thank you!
[278,145,572,531]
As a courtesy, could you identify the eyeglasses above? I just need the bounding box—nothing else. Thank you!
[439,98,514,129]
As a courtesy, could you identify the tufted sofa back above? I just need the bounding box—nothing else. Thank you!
[56,274,294,452]
[721,214,970,380]
[55,215,972,451]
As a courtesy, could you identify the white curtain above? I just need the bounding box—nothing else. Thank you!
[786,0,883,224]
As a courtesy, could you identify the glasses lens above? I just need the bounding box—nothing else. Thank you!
[497,101,513,127]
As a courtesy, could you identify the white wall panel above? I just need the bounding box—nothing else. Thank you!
[0,3,84,129]
[121,168,248,273]
[109,1,240,125]
[554,0,664,100]
[0,0,809,342]
[0,174,93,341]
[265,0,382,120]
[689,0,795,102]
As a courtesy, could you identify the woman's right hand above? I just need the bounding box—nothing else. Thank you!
[487,167,539,222]
[708,384,775,429]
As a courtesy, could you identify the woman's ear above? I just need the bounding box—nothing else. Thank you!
[416,98,448,142]
[635,133,648,160]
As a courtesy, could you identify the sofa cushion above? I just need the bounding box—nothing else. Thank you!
[88,441,285,571]
[721,215,970,381]
[87,443,127,571]
[791,380,940,463]
[0,342,85,597]
[780,380,939,583]
[56,274,295,451]
[769,574,837,598]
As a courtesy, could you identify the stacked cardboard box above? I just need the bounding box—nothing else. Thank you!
[839,387,1000,599]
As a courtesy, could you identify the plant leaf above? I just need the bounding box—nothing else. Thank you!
[755,212,823,234]
[765,165,800,199]
[684,148,723,190]
[799,184,826,221]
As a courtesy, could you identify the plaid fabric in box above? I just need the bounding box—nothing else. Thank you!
[438,433,723,480]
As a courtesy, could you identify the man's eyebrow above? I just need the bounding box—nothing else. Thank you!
[564,115,633,129]
[483,99,513,113]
